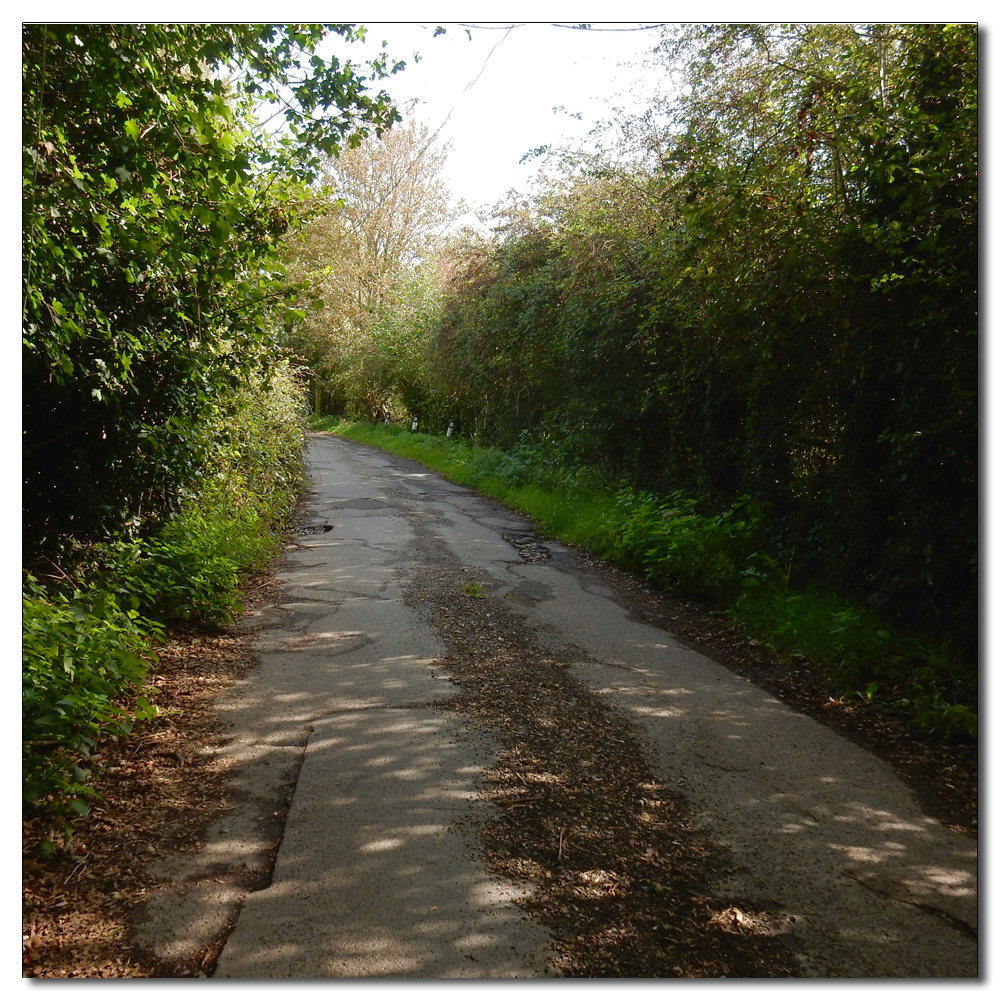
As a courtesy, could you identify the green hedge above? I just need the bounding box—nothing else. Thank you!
[24,361,307,828]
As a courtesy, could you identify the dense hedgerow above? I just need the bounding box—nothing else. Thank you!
[23,361,307,827]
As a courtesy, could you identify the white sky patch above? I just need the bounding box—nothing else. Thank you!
[321,22,667,225]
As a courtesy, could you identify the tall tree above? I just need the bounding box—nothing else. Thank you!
[281,116,462,418]
[23,23,402,561]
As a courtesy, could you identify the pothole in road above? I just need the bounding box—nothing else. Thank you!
[325,499,395,510]
[502,533,551,564]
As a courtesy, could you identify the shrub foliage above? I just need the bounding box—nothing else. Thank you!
[23,363,307,822]
[22,24,394,824]
[417,24,977,662]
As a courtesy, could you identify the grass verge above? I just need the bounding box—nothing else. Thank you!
[318,417,976,743]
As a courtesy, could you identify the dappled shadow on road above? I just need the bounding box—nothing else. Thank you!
[215,646,451,748]
[214,708,549,978]
[581,650,978,952]
[215,598,455,746]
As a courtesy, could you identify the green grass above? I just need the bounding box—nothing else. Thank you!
[733,587,977,741]
[313,417,611,550]
[314,417,976,742]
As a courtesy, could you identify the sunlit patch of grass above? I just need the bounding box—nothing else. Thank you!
[734,587,977,741]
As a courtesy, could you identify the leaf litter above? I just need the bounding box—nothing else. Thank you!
[23,526,976,977]
[403,518,796,977]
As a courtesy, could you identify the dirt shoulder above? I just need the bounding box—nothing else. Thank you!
[22,575,282,978]
[22,548,976,978]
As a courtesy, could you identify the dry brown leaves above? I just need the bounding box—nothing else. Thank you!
[22,532,976,979]
[404,528,796,978]
[22,576,280,978]
[404,527,975,976]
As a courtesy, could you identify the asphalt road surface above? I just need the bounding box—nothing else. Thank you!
[135,432,977,978]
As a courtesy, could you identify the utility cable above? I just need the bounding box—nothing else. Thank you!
[392,24,514,196]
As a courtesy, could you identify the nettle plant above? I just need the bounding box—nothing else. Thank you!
[22,575,162,826]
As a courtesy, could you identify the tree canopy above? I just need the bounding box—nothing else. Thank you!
[22,23,402,559]
[280,117,462,419]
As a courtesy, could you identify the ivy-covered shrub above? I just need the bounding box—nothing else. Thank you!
[419,25,976,664]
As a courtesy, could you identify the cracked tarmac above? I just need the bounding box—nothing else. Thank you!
[130,432,978,978]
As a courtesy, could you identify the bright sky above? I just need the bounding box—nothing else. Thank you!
[328,22,669,225]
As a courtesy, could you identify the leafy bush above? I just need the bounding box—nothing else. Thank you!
[23,575,160,821]
[734,587,898,687]
[891,691,978,743]
[601,490,769,604]
[122,508,256,623]
[464,434,599,494]
[23,360,308,825]
[115,359,307,624]
[23,25,400,564]
[404,26,977,664]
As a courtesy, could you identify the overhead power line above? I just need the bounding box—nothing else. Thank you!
[424,24,514,148]
[453,22,668,31]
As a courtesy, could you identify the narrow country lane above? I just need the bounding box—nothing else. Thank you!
[133,433,977,978]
